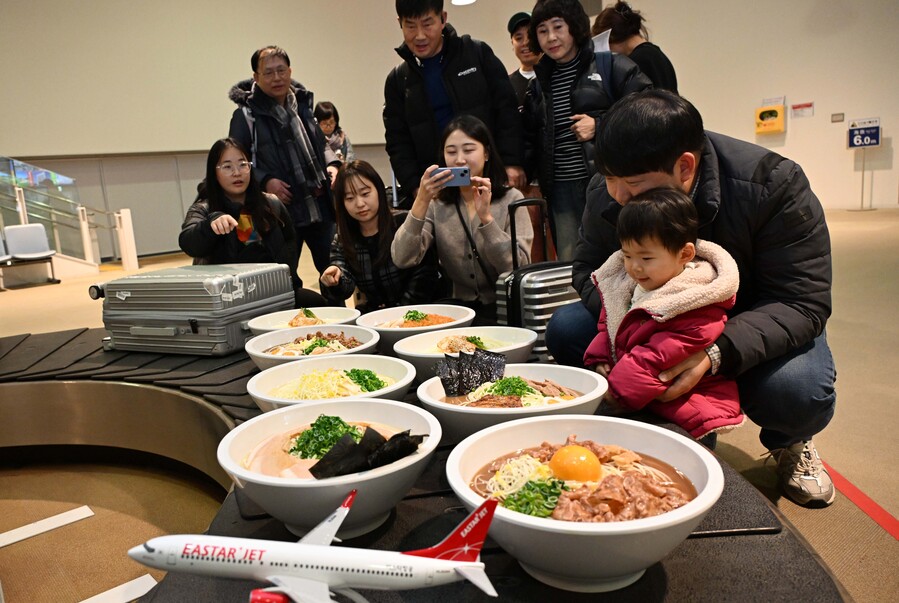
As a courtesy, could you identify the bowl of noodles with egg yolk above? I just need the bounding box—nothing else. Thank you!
[445,415,724,593]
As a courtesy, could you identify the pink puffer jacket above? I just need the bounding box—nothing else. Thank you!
[583,240,745,438]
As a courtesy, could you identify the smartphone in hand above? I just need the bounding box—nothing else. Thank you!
[433,166,471,187]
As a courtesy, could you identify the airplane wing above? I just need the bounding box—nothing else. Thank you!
[266,575,334,603]
[298,489,356,546]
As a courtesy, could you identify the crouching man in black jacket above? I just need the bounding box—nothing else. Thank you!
[547,90,837,507]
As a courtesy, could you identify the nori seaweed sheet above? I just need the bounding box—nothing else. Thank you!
[475,348,506,382]
[309,427,386,479]
[368,430,426,469]
[458,351,483,394]
[436,355,460,396]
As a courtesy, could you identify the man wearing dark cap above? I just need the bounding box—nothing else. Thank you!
[507,11,541,111]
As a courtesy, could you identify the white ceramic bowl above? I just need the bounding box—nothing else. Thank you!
[245,325,380,371]
[247,307,362,335]
[446,415,724,592]
[393,326,538,383]
[218,398,441,538]
[354,304,476,356]
[247,354,416,412]
[416,363,606,444]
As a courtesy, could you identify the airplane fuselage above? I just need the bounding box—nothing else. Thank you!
[131,535,483,592]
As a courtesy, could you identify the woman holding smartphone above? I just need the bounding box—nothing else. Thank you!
[391,115,533,322]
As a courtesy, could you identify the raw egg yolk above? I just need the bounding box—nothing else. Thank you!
[549,445,602,482]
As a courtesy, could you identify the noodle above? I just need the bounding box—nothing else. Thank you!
[268,368,395,400]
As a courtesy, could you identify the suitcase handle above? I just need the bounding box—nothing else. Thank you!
[508,197,548,272]
[129,326,177,337]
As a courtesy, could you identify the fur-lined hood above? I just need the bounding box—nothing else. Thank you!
[592,239,739,350]
[228,78,311,108]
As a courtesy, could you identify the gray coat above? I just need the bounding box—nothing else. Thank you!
[391,188,532,305]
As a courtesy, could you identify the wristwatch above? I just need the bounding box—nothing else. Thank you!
[705,343,721,376]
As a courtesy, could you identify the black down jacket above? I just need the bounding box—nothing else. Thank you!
[383,24,522,200]
[573,132,832,377]
[523,46,651,189]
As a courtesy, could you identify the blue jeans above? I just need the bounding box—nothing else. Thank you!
[545,303,837,449]
[545,301,597,367]
[549,178,589,261]
[739,333,837,449]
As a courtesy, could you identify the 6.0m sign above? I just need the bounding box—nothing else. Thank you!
[848,117,881,149]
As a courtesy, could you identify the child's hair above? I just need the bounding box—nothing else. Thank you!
[436,114,509,204]
[332,160,394,269]
[616,187,698,253]
[199,137,279,233]
[314,101,340,129]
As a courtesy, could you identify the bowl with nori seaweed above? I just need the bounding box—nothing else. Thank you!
[417,362,606,444]
[217,398,441,538]
[247,354,416,412]
[393,325,538,383]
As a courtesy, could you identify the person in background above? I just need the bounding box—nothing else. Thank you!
[384,0,525,208]
[320,160,440,313]
[522,0,652,261]
[592,1,678,93]
[228,46,340,288]
[507,11,540,111]
[546,90,836,507]
[507,9,553,263]
[583,188,743,442]
[314,101,355,163]
[391,115,533,323]
[179,138,327,308]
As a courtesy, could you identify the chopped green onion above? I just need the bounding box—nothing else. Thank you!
[289,414,361,459]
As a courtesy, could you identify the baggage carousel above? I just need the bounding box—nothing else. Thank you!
[0,328,848,601]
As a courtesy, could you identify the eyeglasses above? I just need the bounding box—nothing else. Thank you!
[216,161,252,174]
[258,66,289,80]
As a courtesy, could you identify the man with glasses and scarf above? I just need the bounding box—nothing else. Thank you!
[228,45,340,288]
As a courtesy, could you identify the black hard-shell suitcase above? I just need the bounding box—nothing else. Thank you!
[94,263,294,356]
[495,198,581,362]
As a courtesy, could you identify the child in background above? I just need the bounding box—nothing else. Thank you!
[583,188,743,440]
[320,160,440,312]
[314,101,355,163]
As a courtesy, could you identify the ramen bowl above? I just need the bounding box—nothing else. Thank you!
[218,398,441,538]
[355,304,476,355]
[246,324,380,371]
[446,415,724,592]
[416,363,606,444]
[247,307,362,335]
[393,326,538,383]
[247,354,416,412]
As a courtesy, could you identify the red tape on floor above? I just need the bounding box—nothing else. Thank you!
[823,461,899,540]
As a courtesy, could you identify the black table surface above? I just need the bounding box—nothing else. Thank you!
[141,444,844,602]
[0,332,846,601]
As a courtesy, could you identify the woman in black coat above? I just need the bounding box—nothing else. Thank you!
[179,138,326,307]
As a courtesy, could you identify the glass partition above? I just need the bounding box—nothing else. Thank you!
[0,157,90,260]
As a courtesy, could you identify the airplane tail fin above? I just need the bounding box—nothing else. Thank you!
[401,499,497,562]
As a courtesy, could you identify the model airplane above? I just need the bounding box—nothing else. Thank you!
[128,490,498,603]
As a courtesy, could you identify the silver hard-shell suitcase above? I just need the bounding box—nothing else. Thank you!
[95,263,294,356]
[495,199,580,362]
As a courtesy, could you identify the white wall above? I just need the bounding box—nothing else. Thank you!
[2,0,897,221]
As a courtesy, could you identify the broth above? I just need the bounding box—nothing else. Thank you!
[470,437,696,522]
